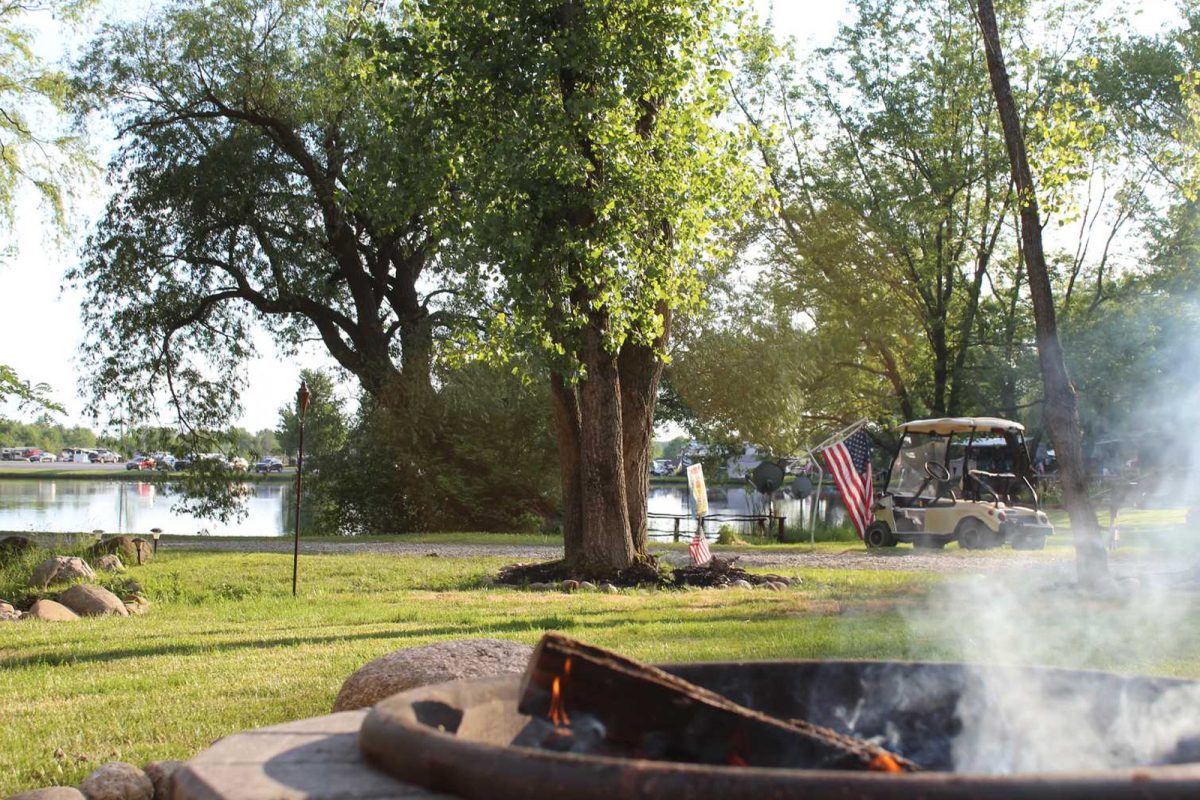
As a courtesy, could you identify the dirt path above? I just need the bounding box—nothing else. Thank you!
[160,537,1095,573]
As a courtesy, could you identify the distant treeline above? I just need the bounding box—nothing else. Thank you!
[0,416,280,460]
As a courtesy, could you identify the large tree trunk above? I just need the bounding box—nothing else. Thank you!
[551,372,584,560]
[975,0,1108,586]
[618,305,672,557]
[574,316,636,574]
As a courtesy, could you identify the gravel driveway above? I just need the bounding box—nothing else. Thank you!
[160,537,1091,573]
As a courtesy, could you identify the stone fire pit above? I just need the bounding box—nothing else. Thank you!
[174,660,1200,799]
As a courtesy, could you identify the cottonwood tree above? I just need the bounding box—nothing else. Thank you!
[975,0,1107,584]
[740,1,1177,421]
[393,0,758,573]
[72,0,458,437]
[742,0,1020,422]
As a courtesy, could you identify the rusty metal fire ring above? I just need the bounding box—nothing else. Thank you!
[360,660,1200,800]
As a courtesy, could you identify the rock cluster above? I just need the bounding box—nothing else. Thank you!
[2,550,151,624]
[5,760,179,800]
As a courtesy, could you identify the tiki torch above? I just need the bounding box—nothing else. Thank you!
[292,378,311,597]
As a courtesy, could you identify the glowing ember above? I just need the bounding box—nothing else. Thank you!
[868,753,903,773]
[549,657,572,727]
[727,752,749,767]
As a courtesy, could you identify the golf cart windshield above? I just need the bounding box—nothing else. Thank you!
[889,432,949,500]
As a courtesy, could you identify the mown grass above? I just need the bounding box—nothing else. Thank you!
[3,543,1200,794]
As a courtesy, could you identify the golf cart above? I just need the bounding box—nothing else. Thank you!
[865,417,1053,550]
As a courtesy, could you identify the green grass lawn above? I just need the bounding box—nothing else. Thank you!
[3,543,1200,794]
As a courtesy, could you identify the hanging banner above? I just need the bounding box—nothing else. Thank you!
[686,463,708,517]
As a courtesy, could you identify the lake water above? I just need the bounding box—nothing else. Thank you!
[646,485,847,539]
[0,479,847,538]
[0,479,294,537]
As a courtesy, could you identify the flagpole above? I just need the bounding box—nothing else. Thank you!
[805,447,822,549]
[811,417,871,454]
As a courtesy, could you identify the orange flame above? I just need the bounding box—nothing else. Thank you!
[867,753,903,773]
[549,657,572,728]
[726,728,749,767]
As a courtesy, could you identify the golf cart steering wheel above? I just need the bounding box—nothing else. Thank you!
[924,461,951,482]
[920,461,956,504]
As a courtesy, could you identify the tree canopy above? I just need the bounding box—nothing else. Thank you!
[72,0,460,436]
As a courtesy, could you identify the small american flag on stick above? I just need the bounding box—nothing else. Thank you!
[689,530,712,566]
[820,427,875,540]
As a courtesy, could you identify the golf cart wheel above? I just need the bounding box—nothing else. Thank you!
[957,518,995,550]
[864,522,896,548]
[1011,531,1046,551]
[914,535,947,549]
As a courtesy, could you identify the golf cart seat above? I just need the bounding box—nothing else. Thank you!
[965,469,1018,503]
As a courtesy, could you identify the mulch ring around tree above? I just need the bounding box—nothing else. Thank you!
[495,556,791,589]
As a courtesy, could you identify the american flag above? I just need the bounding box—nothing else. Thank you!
[689,530,712,565]
[820,428,875,540]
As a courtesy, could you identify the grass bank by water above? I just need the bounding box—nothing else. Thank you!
[0,467,294,482]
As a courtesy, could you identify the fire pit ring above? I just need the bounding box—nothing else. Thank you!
[361,660,1200,799]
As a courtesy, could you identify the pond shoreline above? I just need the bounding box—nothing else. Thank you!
[0,466,293,482]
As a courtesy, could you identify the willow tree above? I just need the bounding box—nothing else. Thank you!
[396,1,756,573]
[2,0,93,411]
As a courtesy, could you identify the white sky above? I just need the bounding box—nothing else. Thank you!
[0,0,1182,433]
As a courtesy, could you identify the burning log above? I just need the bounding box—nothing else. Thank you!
[517,633,918,772]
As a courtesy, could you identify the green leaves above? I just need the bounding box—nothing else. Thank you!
[0,0,96,245]
[381,0,759,375]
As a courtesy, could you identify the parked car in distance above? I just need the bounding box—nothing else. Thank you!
[173,455,193,470]
[125,455,156,471]
[91,450,121,464]
[151,452,177,470]
[29,452,56,462]
[254,457,283,474]
[228,456,249,472]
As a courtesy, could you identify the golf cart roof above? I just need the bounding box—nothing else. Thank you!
[900,417,1025,435]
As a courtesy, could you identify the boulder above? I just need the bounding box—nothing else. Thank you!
[79,763,152,800]
[123,597,150,616]
[599,582,618,594]
[26,600,79,621]
[95,555,124,573]
[561,579,580,593]
[140,761,181,800]
[59,585,129,617]
[30,557,95,589]
[6,787,86,800]
[731,579,753,590]
[90,537,152,566]
[0,535,37,564]
[333,638,534,713]
[0,600,18,621]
